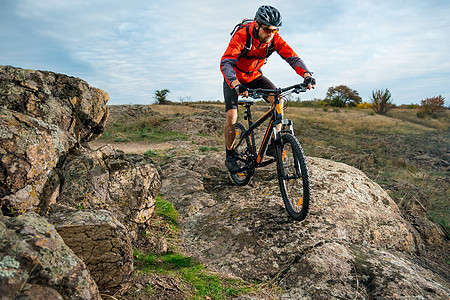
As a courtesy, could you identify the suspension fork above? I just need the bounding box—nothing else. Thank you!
[273,93,284,141]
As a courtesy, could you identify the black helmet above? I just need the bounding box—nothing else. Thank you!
[255,5,282,27]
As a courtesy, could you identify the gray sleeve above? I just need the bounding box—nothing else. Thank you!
[283,56,310,74]
[220,58,238,85]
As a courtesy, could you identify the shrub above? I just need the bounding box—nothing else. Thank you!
[290,97,325,108]
[398,104,420,109]
[154,89,170,104]
[144,150,158,156]
[417,95,445,118]
[357,102,372,109]
[325,85,362,107]
[371,89,392,115]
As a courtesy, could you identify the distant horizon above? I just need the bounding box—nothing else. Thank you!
[1,0,449,106]
[1,63,446,107]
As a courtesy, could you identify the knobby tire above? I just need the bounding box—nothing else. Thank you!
[276,134,310,221]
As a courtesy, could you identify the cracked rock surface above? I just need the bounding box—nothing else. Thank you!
[47,209,133,295]
[0,65,109,212]
[160,153,449,299]
[0,65,109,144]
[56,145,161,242]
[0,109,72,212]
[0,211,100,299]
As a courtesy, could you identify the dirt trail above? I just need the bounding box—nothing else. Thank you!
[89,140,185,154]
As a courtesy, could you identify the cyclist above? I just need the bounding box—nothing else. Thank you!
[221,5,316,173]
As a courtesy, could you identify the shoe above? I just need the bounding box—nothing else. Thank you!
[266,143,276,157]
[225,155,240,173]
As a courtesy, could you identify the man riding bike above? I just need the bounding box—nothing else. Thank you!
[220,5,316,173]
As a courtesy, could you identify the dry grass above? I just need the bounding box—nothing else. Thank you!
[277,106,449,237]
[238,106,444,136]
[150,104,207,115]
[387,108,449,130]
[284,107,438,135]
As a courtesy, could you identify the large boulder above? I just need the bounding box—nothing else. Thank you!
[56,145,162,242]
[0,212,100,299]
[0,65,109,144]
[47,209,133,295]
[160,153,449,298]
[0,108,72,212]
[0,65,110,215]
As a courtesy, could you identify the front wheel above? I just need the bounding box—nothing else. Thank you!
[276,134,310,221]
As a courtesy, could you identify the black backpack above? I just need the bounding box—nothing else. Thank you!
[230,19,275,61]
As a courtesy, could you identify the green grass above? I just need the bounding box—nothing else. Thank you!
[101,127,188,143]
[100,115,188,143]
[199,146,220,152]
[134,250,257,299]
[144,149,158,157]
[155,196,179,227]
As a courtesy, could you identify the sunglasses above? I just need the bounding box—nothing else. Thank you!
[260,25,278,34]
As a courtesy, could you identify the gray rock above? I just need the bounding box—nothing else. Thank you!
[0,67,163,298]
[0,212,100,299]
[47,209,133,295]
[56,145,162,242]
[160,154,449,298]
[0,64,109,215]
[0,108,72,212]
[0,65,109,144]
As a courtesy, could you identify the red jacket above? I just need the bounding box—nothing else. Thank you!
[220,21,310,87]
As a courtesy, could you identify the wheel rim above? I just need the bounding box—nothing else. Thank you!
[281,141,304,213]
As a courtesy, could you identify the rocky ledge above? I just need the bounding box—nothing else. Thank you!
[160,149,449,298]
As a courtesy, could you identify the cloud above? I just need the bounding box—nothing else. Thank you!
[280,0,450,102]
[1,0,449,104]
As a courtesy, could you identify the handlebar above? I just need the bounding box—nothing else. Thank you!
[246,83,309,100]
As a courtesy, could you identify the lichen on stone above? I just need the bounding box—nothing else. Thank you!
[0,255,21,278]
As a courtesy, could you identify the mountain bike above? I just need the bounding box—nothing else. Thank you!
[230,83,310,221]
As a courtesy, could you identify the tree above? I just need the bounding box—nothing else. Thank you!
[325,85,362,107]
[370,89,392,115]
[154,89,170,104]
[417,95,445,118]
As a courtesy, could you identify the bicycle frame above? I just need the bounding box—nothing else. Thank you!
[232,84,306,170]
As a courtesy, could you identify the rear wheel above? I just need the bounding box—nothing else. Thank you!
[276,134,310,221]
[230,122,253,186]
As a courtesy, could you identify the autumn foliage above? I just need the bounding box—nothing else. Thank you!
[417,95,446,118]
[325,85,362,107]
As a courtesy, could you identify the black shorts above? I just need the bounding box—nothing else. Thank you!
[224,75,276,111]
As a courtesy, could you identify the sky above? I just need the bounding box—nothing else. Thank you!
[1,0,449,105]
